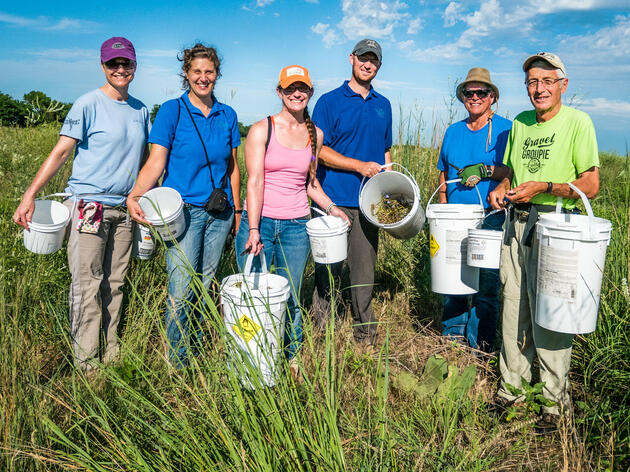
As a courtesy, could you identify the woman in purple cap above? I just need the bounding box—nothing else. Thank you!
[13,37,150,372]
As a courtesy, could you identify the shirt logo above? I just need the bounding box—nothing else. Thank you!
[64,117,80,131]
[521,133,555,174]
[375,108,385,118]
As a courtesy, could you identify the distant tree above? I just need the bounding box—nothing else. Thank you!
[150,104,161,123]
[0,92,28,126]
[23,90,69,126]
[238,122,252,137]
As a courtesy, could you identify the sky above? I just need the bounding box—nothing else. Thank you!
[1,0,629,154]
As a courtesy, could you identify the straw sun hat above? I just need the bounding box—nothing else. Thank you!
[456,67,499,104]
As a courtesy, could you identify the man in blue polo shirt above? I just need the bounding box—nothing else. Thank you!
[311,39,392,346]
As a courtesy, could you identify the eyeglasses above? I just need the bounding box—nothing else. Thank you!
[462,89,491,99]
[282,84,312,94]
[104,59,136,70]
[525,78,563,89]
[354,54,381,66]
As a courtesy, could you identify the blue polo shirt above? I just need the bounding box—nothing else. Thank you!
[149,92,240,206]
[437,115,511,208]
[313,81,392,207]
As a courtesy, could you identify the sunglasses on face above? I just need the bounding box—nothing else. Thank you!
[354,54,381,66]
[104,59,136,70]
[282,84,311,94]
[462,89,491,99]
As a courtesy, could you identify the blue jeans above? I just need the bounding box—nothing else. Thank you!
[235,211,310,360]
[165,205,233,368]
[442,211,505,352]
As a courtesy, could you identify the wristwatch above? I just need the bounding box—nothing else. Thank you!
[485,165,493,177]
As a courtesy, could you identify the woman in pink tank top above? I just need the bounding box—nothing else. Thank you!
[235,65,349,376]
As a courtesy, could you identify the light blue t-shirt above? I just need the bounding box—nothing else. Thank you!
[437,115,511,208]
[62,89,150,206]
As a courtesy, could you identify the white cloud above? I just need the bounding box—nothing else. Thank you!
[558,14,630,61]
[311,22,340,48]
[443,2,463,27]
[26,48,95,60]
[0,11,97,31]
[305,0,319,3]
[139,49,179,58]
[339,0,410,39]
[256,0,274,6]
[580,97,630,117]
[407,18,421,34]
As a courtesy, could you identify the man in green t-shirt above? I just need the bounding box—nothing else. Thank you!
[489,52,600,431]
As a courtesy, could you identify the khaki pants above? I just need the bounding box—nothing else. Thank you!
[65,200,133,370]
[498,211,573,415]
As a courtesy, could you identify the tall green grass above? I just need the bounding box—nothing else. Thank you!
[1,122,628,471]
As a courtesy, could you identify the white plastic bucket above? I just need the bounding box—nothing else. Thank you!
[132,223,155,260]
[535,183,611,334]
[306,215,349,264]
[220,252,291,388]
[139,187,185,241]
[426,179,485,294]
[467,227,503,269]
[23,200,71,254]
[359,163,425,240]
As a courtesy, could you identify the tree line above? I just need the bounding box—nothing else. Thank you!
[1,92,252,137]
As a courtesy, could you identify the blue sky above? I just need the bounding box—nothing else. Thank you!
[1,0,629,153]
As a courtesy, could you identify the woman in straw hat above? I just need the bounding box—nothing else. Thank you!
[436,67,512,352]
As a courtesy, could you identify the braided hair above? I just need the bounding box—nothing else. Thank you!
[303,107,318,185]
[178,43,222,90]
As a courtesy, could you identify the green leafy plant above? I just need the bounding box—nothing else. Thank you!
[504,377,556,421]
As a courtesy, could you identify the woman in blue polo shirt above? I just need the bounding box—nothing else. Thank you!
[127,43,241,368]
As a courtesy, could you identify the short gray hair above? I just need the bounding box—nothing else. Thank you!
[527,59,566,79]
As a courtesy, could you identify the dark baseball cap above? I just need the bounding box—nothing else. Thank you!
[101,37,136,63]
[352,39,382,62]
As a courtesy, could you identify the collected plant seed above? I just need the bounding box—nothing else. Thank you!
[371,193,412,224]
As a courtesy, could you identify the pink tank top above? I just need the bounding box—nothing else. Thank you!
[246,118,311,219]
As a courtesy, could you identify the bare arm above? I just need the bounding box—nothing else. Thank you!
[229,147,241,233]
[438,170,448,204]
[13,135,78,229]
[490,165,512,182]
[126,143,168,224]
[242,120,267,255]
[318,145,383,178]
[506,166,599,204]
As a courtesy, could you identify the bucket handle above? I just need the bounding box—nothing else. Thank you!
[555,182,597,238]
[243,251,269,275]
[425,178,483,216]
[358,162,419,198]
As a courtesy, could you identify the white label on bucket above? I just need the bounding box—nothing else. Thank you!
[446,230,468,265]
[537,245,579,302]
[311,239,327,260]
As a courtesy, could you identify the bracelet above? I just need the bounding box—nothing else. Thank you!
[234,209,243,214]
[326,203,337,215]
[546,182,553,194]
[249,227,259,232]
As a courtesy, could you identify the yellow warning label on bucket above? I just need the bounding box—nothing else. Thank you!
[430,233,440,258]
[233,315,261,343]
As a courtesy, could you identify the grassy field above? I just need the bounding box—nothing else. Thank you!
[0,123,628,471]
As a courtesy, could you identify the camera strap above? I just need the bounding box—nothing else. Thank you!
[179,97,228,190]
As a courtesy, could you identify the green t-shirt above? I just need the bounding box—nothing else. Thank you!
[503,105,599,209]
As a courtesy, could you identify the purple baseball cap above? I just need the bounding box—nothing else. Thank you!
[101,37,136,63]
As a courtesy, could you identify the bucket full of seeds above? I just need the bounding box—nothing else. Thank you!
[359,163,425,239]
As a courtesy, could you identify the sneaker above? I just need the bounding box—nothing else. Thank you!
[535,413,559,434]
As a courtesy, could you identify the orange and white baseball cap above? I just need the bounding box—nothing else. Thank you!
[278,65,312,89]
